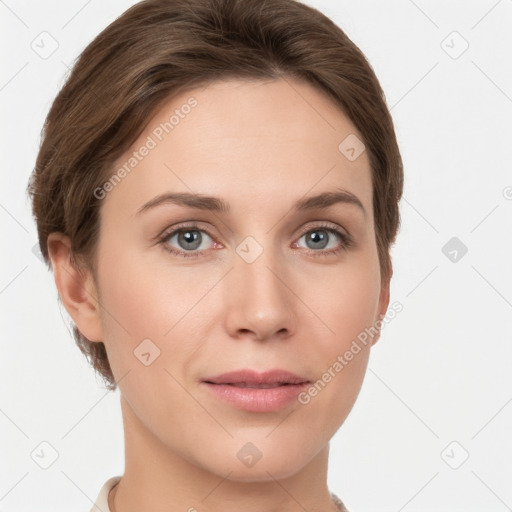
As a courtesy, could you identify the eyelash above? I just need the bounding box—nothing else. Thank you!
[157,222,353,259]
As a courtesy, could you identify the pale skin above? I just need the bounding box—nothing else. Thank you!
[48,77,391,512]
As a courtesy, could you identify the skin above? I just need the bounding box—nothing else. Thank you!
[48,77,391,512]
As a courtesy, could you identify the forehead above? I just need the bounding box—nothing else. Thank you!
[103,77,373,221]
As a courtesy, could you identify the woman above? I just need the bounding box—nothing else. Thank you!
[27,0,403,510]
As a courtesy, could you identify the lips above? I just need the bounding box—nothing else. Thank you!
[202,369,310,387]
[201,369,311,412]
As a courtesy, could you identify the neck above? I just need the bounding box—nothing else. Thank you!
[110,395,339,512]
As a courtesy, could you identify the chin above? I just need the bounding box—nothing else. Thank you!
[219,461,306,483]
[195,440,315,483]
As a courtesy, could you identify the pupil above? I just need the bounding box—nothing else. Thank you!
[179,230,201,250]
[308,230,328,249]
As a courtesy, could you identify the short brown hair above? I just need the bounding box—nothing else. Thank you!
[27,0,404,390]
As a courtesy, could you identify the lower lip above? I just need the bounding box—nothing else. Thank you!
[201,382,309,412]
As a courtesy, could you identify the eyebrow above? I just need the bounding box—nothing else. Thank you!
[136,188,366,218]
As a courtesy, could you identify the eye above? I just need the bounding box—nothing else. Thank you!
[157,222,352,259]
[294,224,352,255]
[158,224,217,258]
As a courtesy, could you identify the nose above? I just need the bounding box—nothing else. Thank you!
[223,242,297,342]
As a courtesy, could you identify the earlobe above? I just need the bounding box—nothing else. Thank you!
[47,232,104,342]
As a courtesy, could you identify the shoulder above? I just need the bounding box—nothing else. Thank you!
[90,476,122,512]
[330,491,351,512]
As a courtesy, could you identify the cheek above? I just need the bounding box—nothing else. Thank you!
[95,244,220,378]
[97,242,193,336]
[302,252,381,348]
[296,255,380,422]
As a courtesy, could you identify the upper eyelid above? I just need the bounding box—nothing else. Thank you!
[160,220,347,240]
[159,223,215,241]
[296,221,346,236]
[159,221,348,248]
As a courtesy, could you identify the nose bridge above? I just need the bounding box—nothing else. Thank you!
[224,234,295,340]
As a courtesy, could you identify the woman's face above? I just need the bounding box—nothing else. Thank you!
[93,77,389,480]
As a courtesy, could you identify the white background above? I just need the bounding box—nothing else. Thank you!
[1,1,511,511]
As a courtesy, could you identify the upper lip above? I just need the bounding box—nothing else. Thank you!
[202,369,310,386]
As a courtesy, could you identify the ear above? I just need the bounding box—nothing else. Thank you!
[371,265,392,347]
[47,232,104,342]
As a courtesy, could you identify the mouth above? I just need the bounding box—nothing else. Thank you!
[205,382,302,388]
[201,368,310,387]
[201,369,310,412]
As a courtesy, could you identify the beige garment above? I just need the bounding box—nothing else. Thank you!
[90,476,350,511]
